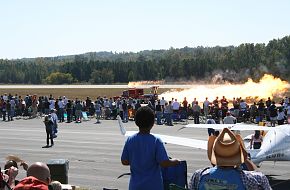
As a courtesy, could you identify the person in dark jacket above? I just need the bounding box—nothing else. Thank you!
[43,115,54,148]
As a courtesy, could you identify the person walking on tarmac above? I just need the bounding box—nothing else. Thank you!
[43,115,54,148]
[250,130,263,149]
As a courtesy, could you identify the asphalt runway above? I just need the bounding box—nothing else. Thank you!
[1,117,290,190]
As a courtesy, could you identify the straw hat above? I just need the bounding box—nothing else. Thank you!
[207,128,247,167]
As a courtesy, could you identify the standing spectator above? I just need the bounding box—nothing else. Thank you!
[164,101,173,126]
[160,97,167,110]
[239,99,247,120]
[58,98,65,123]
[43,115,54,148]
[192,98,197,107]
[257,99,265,122]
[85,97,92,112]
[277,108,286,125]
[63,96,68,106]
[10,97,16,121]
[192,101,201,124]
[95,100,102,124]
[220,96,228,119]
[66,100,72,123]
[134,100,141,111]
[250,102,258,123]
[6,100,12,121]
[121,106,180,190]
[206,115,216,136]
[223,111,237,124]
[286,103,290,124]
[268,101,277,127]
[232,97,240,118]
[122,99,128,123]
[3,93,8,101]
[0,98,3,119]
[31,95,38,118]
[118,99,124,121]
[44,97,50,115]
[189,128,271,190]
[75,101,83,123]
[172,99,180,113]
[49,97,55,112]
[203,97,210,117]
[182,97,188,111]
[212,97,219,109]
[147,99,155,111]
[155,100,163,125]
[50,109,58,138]
[250,130,263,149]
[1,99,7,121]
[266,97,272,108]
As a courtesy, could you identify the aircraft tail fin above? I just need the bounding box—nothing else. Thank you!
[117,115,126,136]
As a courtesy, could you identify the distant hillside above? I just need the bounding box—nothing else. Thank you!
[0,36,289,84]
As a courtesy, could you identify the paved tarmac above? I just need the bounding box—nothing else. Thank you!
[1,117,290,189]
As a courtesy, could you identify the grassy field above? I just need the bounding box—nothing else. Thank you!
[0,87,289,102]
[0,88,172,100]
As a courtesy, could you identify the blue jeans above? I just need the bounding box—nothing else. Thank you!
[123,110,128,122]
[166,113,173,126]
[156,111,162,125]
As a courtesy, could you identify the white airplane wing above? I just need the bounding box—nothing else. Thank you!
[185,123,273,131]
[152,134,207,150]
[117,116,207,150]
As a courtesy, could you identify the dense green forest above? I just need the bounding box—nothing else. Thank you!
[0,36,290,84]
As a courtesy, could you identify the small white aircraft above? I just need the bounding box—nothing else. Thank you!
[117,116,290,166]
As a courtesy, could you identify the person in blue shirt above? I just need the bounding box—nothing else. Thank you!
[189,128,271,190]
[121,106,180,190]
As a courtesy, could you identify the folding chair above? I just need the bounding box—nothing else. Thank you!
[169,184,188,190]
[162,160,188,190]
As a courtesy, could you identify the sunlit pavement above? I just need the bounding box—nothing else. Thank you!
[0,117,289,189]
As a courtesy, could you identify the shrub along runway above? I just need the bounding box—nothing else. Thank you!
[0,118,289,189]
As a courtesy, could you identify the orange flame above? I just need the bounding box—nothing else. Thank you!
[160,74,288,103]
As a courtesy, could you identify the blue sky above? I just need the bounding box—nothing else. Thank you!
[0,0,289,59]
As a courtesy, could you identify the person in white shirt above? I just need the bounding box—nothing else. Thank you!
[160,97,167,109]
[3,93,8,101]
[57,98,65,122]
[172,99,180,113]
[63,96,68,106]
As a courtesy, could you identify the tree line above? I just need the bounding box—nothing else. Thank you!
[0,35,289,84]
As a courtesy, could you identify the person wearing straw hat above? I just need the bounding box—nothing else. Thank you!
[189,128,271,190]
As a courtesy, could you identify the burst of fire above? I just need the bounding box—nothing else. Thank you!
[128,80,165,88]
[160,74,289,104]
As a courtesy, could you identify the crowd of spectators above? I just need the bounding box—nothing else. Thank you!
[2,93,288,189]
[1,92,290,126]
